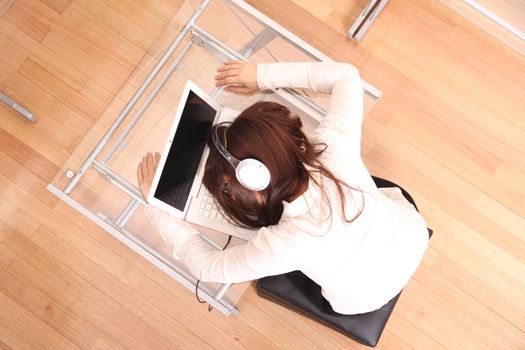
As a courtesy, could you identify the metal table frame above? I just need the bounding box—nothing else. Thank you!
[348,0,390,42]
[47,0,382,316]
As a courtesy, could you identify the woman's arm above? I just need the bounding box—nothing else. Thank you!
[144,206,297,283]
[258,62,364,152]
[178,228,297,283]
[216,61,364,153]
[138,151,297,283]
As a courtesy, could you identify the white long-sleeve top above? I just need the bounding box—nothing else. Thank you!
[144,62,429,314]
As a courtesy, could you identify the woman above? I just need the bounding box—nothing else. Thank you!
[137,61,429,315]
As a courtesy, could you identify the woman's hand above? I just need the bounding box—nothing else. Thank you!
[137,152,161,202]
[215,60,259,95]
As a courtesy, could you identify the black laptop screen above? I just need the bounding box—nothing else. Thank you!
[154,90,217,211]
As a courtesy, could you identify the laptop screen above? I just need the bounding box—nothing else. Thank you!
[153,90,217,211]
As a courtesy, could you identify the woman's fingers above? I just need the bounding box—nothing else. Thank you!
[215,68,242,81]
[217,60,245,71]
[137,157,146,199]
[139,156,145,181]
[216,61,257,95]
[154,152,161,168]
[146,152,155,180]
[137,152,159,201]
[139,157,146,181]
[138,152,160,180]
[215,62,246,85]
[226,86,254,95]
[224,60,244,65]
[216,64,243,73]
[216,76,247,87]
[215,75,244,87]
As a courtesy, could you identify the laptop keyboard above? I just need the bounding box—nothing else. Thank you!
[198,189,228,223]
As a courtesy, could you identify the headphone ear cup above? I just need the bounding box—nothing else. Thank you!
[212,122,270,191]
[236,159,271,191]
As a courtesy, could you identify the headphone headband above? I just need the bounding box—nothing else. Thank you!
[212,122,239,167]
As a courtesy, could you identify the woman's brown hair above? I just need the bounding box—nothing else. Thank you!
[203,101,363,229]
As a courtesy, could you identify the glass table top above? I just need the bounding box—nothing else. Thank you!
[49,0,381,315]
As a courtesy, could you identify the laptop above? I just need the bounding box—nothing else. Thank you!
[147,80,257,241]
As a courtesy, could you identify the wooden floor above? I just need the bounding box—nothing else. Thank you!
[439,0,525,56]
[1,0,524,348]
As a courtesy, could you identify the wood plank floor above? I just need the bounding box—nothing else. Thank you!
[439,0,525,57]
[1,0,524,348]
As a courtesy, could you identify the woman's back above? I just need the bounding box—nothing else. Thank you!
[261,165,429,313]
[142,61,430,315]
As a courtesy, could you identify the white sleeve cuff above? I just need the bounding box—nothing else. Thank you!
[256,63,272,90]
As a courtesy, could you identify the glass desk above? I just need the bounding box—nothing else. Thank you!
[48,0,382,316]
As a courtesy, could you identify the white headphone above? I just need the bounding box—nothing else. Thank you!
[212,122,271,191]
